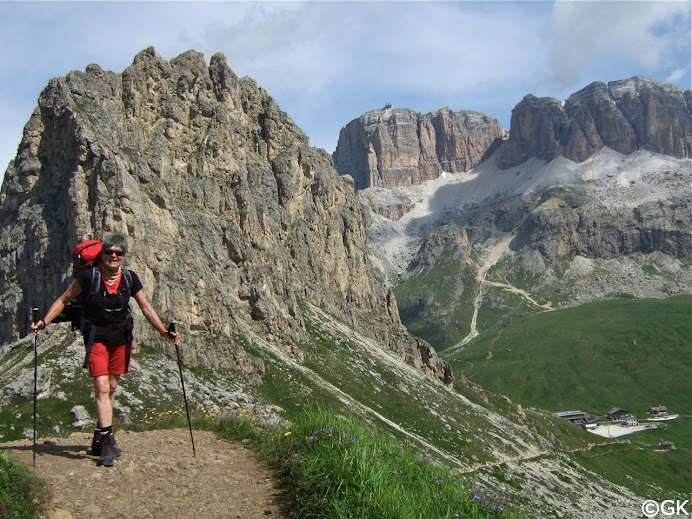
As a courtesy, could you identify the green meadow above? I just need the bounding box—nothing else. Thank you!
[444,295,692,497]
[444,296,691,415]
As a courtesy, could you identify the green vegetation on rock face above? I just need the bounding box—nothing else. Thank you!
[394,252,477,350]
[295,300,554,468]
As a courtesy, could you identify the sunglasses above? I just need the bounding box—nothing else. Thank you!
[103,249,125,257]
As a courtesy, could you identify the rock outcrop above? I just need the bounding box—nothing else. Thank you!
[0,47,451,384]
[333,106,503,190]
[336,77,691,188]
[511,186,692,260]
[498,77,692,168]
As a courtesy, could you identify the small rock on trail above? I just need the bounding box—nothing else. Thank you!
[2,428,288,519]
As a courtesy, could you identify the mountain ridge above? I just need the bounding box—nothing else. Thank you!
[334,77,690,352]
[334,75,691,191]
[333,106,504,190]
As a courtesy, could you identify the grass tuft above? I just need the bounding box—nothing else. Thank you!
[0,450,50,519]
[213,406,521,519]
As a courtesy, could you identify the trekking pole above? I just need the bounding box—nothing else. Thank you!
[31,307,42,467]
[168,321,196,457]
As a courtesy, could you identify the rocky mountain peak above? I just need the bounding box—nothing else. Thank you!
[333,106,504,190]
[0,48,451,385]
[499,76,692,168]
[501,94,566,165]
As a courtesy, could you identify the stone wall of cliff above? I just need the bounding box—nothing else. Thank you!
[333,107,503,190]
[497,77,692,169]
[336,78,691,187]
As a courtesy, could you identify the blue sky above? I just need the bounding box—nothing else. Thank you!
[1,1,690,185]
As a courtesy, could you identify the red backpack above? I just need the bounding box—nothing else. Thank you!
[71,240,102,274]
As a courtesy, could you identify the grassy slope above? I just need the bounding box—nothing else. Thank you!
[0,450,49,518]
[443,295,692,497]
[443,296,691,414]
[393,249,551,352]
[1,299,673,516]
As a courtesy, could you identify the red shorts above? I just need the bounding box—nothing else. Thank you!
[88,342,132,377]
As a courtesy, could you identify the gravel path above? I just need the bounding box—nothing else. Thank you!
[2,428,289,519]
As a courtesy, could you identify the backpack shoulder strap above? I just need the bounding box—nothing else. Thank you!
[120,268,132,298]
[120,269,133,311]
[121,268,132,290]
[87,267,101,298]
[81,266,101,370]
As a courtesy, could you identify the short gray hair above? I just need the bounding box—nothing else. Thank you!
[101,232,129,253]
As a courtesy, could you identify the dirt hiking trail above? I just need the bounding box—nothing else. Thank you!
[3,428,289,519]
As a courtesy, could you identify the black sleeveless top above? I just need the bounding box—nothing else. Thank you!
[75,267,143,345]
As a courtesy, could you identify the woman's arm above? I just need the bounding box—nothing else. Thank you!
[132,290,180,344]
[31,279,83,335]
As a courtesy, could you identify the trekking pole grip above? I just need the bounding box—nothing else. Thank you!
[167,321,177,339]
[31,307,45,334]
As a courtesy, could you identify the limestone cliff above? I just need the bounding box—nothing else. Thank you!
[497,77,692,168]
[333,106,503,190]
[0,47,451,384]
[336,77,691,190]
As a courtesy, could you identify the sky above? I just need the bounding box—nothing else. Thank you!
[1,1,690,186]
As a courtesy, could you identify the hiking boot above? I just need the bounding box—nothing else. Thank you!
[98,433,117,467]
[91,430,121,458]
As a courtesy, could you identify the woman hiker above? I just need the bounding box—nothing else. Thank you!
[31,232,180,467]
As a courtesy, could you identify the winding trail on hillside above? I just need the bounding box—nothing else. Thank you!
[2,429,288,519]
[455,439,628,475]
[447,231,553,355]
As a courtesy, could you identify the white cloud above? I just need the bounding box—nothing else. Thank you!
[547,0,691,86]
[666,67,689,84]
